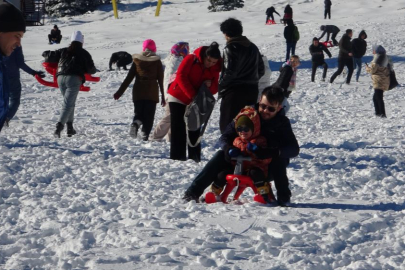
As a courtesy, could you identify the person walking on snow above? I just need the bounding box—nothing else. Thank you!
[318,25,340,46]
[42,31,97,138]
[309,37,332,82]
[114,39,165,141]
[330,29,354,84]
[109,51,133,71]
[0,3,26,132]
[324,0,332,19]
[284,20,299,62]
[366,45,392,118]
[265,6,280,24]
[150,41,190,142]
[351,30,367,82]
[283,4,293,25]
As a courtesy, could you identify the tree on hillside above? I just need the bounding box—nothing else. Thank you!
[46,0,114,17]
[208,0,244,12]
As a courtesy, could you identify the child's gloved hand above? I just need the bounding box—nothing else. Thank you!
[247,142,258,152]
[228,148,241,157]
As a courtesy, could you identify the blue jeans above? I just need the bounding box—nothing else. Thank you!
[57,75,82,124]
[286,42,296,61]
[7,77,22,120]
[353,57,362,81]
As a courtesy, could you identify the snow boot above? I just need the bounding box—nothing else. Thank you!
[66,122,76,137]
[54,122,64,138]
[130,120,141,138]
[256,182,276,204]
[210,183,223,196]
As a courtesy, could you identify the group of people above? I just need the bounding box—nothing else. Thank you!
[0,2,396,207]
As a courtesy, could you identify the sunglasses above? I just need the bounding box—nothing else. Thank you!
[259,103,278,112]
[236,126,251,132]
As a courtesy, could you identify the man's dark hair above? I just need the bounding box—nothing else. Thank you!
[220,18,243,38]
[346,29,352,35]
[205,42,221,59]
[261,86,285,104]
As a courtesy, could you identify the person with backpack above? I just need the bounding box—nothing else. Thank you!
[351,30,367,82]
[265,6,280,24]
[108,51,133,71]
[218,18,265,134]
[318,25,340,46]
[150,41,190,142]
[330,29,354,85]
[48,25,62,44]
[366,45,392,118]
[309,37,332,82]
[324,0,332,19]
[113,39,165,141]
[42,31,97,138]
[167,42,222,162]
[284,20,299,62]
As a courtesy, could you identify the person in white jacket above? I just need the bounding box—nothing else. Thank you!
[151,42,189,141]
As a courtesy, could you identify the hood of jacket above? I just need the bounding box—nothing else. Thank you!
[234,106,261,139]
[226,36,251,47]
[358,30,367,39]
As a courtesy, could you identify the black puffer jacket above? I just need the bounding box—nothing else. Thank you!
[42,47,96,82]
[324,0,332,8]
[338,34,352,59]
[219,36,265,97]
[309,43,332,63]
[319,25,340,39]
[351,30,367,58]
[273,64,293,94]
[284,20,298,43]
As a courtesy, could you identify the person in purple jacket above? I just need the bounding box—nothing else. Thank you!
[5,46,44,126]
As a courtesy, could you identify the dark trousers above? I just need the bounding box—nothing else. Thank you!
[186,150,291,200]
[169,102,201,161]
[324,8,331,19]
[133,100,156,139]
[286,42,296,61]
[7,78,22,120]
[331,32,339,46]
[311,61,328,82]
[48,34,62,43]
[219,84,258,134]
[373,89,386,117]
[266,14,275,23]
[330,57,354,84]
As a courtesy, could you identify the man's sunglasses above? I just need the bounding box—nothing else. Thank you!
[259,103,278,112]
[236,126,251,132]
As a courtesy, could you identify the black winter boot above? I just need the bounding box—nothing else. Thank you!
[66,122,77,137]
[54,122,64,138]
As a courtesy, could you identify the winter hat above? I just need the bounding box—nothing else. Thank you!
[54,25,58,29]
[142,39,157,53]
[171,42,189,57]
[236,115,254,133]
[71,31,84,44]
[313,37,319,41]
[0,3,26,33]
[375,45,386,55]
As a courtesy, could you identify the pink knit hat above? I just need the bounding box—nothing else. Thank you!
[142,39,157,52]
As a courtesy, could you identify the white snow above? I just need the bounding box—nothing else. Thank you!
[1,0,405,269]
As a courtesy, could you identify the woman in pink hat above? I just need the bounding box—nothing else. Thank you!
[113,39,165,141]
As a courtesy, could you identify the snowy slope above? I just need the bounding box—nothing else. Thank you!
[1,0,405,269]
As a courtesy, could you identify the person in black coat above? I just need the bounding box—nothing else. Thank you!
[48,25,62,44]
[351,30,367,82]
[183,86,300,206]
[318,25,340,46]
[324,0,332,19]
[330,29,354,84]
[309,37,332,82]
[218,18,265,134]
[282,4,293,25]
[265,6,280,24]
[284,20,299,61]
[109,51,133,70]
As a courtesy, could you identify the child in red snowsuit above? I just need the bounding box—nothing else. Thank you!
[211,106,274,202]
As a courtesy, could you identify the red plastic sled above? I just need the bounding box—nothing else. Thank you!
[266,20,276,25]
[35,62,100,92]
[321,41,334,48]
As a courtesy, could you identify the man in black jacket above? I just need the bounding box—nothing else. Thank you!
[109,51,133,70]
[284,20,299,61]
[218,18,265,134]
[324,0,332,19]
[309,37,332,82]
[330,29,354,84]
[318,25,340,46]
[351,30,367,82]
[183,86,300,206]
[265,6,280,24]
[48,25,62,44]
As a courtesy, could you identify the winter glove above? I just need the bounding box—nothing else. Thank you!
[113,92,121,100]
[223,145,239,163]
[34,71,45,78]
[228,148,241,157]
[247,142,258,152]
[249,144,280,160]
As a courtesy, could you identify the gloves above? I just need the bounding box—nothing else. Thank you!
[34,71,45,78]
[113,92,121,100]
[223,145,239,163]
[247,142,258,152]
[228,148,241,157]
[248,143,280,160]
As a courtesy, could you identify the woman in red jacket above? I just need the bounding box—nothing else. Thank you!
[168,42,222,162]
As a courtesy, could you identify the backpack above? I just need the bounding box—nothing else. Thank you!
[388,65,399,90]
[184,84,216,147]
[293,26,300,42]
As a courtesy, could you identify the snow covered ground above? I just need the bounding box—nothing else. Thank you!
[1,0,405,269]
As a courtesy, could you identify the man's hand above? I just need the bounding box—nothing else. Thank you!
[34,71,45,78]
[113,92,121,100]
[204,80,212,88]
[348,53,353,57]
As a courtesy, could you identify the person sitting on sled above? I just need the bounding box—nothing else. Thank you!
[210,106,274,203]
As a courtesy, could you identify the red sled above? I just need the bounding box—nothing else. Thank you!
[35,62,100,92]
[205,156,276,205]
[321,41,334,48]
[266,20,276,25]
